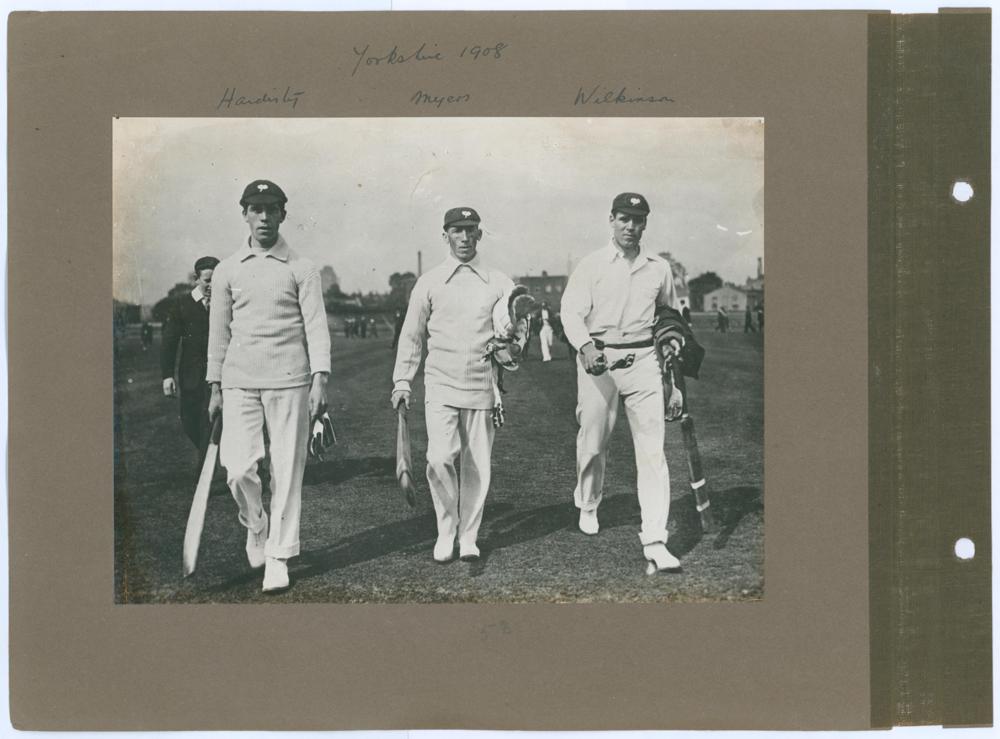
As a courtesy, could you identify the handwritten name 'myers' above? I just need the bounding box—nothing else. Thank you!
[411,90,471,109]
[574,85,674,105]
[218,86,305,111]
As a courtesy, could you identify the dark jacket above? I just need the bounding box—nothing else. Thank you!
[653,305,705,379]
[160,292,210,391]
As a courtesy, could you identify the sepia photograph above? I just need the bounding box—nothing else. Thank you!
[113,116,764,603]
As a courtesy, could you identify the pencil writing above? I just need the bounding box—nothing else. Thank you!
[574,85,675,105]
[351,42,507,76]
[217,86,305,111]
[411,90,471,108]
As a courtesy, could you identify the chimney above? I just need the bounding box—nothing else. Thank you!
[418,251,423,277]
[757,257,763,279]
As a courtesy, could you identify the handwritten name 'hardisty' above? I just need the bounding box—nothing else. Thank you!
[217,86,305,110]
[574,85,674,105]
[352,43,444,76]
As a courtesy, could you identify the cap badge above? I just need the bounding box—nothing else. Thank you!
[462,210,471,217]
[629,197,640,206]
[257,183,268,191]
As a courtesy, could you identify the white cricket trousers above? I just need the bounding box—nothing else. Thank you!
[539,324,554,362]
[424,403,497,548]
[573,346,671,545]
[220,385,310,559]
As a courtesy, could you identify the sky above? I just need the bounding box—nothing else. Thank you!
[113,117,763,304]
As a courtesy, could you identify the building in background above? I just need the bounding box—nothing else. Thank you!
[703,258,764,313]
[517,271,567,311]
[743,256,765,307]
[703,285,749,313]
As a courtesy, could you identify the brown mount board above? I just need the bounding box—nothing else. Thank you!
[6,9,990,730]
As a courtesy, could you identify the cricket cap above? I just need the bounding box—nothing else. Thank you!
[443,207,481,229]
[194,256,220,273]
[611,192,650,216]
[240,180,288,207]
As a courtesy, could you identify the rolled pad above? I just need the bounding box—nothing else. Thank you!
[489,284,536,369]
[653,305,705,379]
[509,286,535,325]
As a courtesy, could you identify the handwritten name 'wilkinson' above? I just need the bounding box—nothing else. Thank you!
[217,86,305,110]
[574,85,674,105]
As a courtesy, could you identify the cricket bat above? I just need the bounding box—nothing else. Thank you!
[670,361,719,534]
[396,405,417,507]
[182,414,222,577]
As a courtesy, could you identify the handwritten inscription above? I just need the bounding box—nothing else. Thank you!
[411,90,471,108]
[574,85,674,106]
[352,42,507,76]
[217,86,305,111]
[478,620,512,641]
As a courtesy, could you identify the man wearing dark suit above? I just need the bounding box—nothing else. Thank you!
[161,256,219,460]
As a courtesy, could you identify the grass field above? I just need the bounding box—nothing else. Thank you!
[114,314,763,603]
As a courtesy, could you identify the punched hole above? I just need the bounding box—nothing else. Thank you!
[954,538,975,560]
[952,181,974,203]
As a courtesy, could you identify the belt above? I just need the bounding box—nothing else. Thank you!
[592,337,654,350]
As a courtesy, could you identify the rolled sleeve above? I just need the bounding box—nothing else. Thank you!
[298,266,332,375]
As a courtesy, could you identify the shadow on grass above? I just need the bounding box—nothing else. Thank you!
[206,484,761,592]
[302,455,395,486]
[206,507,444,593]
[665,486,761,555]
[709,486,763,550]
[467,492,722,574]
[195,455,394,498]
[464,496,641,577]
[209,496,581,591]
[440,486,764,575]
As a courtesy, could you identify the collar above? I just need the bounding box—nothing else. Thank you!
[191,286,205,303]
[240,234,290,263]
[443,253,489,283]
[605,239,652,272]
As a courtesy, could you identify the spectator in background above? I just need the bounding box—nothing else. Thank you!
[716,307,729,333]
[161,255,219,466]
[141,322,154,351]
[744,304,755,333]
[538,301,554,362]
[682,304,692,326]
